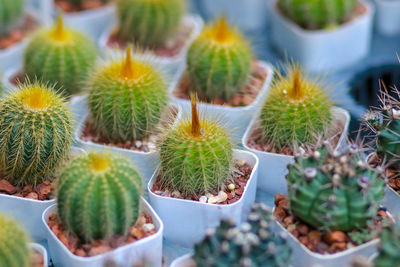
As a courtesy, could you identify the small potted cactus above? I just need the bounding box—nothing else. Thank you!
[375,0,400,36]
[170,203,292,267]
[98,0,203,72]
[148,94,259,248]
[270,0,374,72]
[273,143,392,267]
[372,223,400,266]
[42,151,163,266]
[170,17,274,139]
[242,65,350,195]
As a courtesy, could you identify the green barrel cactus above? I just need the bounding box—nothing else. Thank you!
[187,17,252,102]
[0,82,73,187]
[116,0,185,47]
[374,224,400,267]
[57,152,142,242]
[23,16,97,96]
[287,143,384,232]
[87,47,168,142]
[277,0,358,30]
[260,65,333,151]
[194,203,292,267]
[159,94,233,198]
[0,0,24,36]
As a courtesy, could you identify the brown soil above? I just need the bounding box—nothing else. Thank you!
[369,154,400,195]
[10,71,26,86]
[151,161,253,204]
[0,15,39,50]
[48,212,157,257]
[173,62,268,107]
[32,250,44,267]
[55,0,110,12]
[0,179,53,201]
[273,194,392,255]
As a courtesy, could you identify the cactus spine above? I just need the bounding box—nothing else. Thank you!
[116,0,185,47]
[187,17,252,102]
[159,95,233,198]
[374,224,400,267]
[0,82,73,187]
[0,0,24,36]
[57,152,142,242]
[23,16,97,96]
[87,47,168,142]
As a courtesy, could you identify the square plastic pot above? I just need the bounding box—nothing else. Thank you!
[42,198,163,267]
[270,0,374,73]
[147,149,259,248]
[170,61,274,141]
[0,147,85,242]
[242,107,350,195]
[170,254,194,267]
[30,243,49,267]
[99,15,203,74]
[375,0,400,36]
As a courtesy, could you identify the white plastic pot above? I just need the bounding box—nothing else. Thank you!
[0,147,85,242]
[148,149,259,248]
[242,107,350,195]
[170,254,195,267]
[42,198,163,267]
[270,0,374,73]
[375,0,400,36]
[170,61,274,141]
[30,243,49,267]
[98,15,203,74]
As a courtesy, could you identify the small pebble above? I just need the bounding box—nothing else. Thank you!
[171,190,181,198]
[228,183,235,191]
[205,193,214,199]
[208,196,218,204]
[135,140,142,147]
[217,191,228,202]
[143,223,155,232]
[199,196,207,203]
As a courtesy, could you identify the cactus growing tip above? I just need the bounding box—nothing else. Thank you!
[52,15,69,41]
[88,153,110,172]
[20,86,52,111]
[190,93,202,137]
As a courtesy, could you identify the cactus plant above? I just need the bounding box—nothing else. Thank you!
[259,65,333,151]
[0,81,73,187]
[193,203,292,267]
[87,47,168,142]
[159,94,233,198]
[23,16,97,96]
[277,0,358,30]
[0,0,24,36]
[0,215,31,267]
[286,142,384,232]
[57,152,142,242]
[374,224,400,267]
[116,0,185,47]
[186,17,252,102]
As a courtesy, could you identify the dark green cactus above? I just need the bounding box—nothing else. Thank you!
[287,143,384,232]
[193,203,292,267]
[277,0,358,30]
[0,81,73,187]
[374,224,400,267]
[57,152,142,242]
[0,0,24,36]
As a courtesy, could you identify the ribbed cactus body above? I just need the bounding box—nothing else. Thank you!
[87,48,168,142]
[187,18,252,101]
[159,95,233,197]
[0,82,73,187]
[278,0,358,30]
[0,0,24,36]
[23,17,96,96]
[287,144,384,232]
[57,152,142,242]
[117,0,185,47]
[260,66,332,151]
[374,224,400,267]
[0,215,31,267]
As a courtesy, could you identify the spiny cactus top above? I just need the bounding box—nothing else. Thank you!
[374,223,400,267]
[57,152,142,242]
[87,47,168,142]
[0,82,73,187]
[0,0,24,36]
[187,17,252,102]
[117,0,185,47]
[277,0,358,30]
[287,143,384,232]
[259,65,333,151]
[0,215,31,267]
[194,203,292,267]
[159,94,233,198]
[23,16,97,96]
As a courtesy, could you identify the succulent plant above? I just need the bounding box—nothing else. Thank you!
[116,0,185,47]
[286,142,384,232]
[57,152,142,242]
[0,0,24,36]
[159,94,233,198]
[277,0,358,30]
[87,47,168,142]
[23,16,97,96]
[194,203,292,267]
[187,17,252,102]
[374,223,400,267]
[0,81,73,187]
[259,65,333,151]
